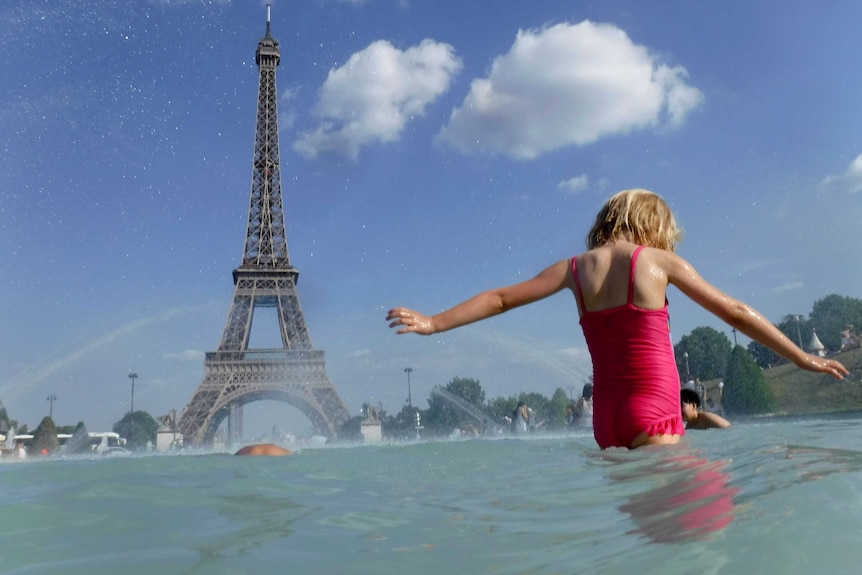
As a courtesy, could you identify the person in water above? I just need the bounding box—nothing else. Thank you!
[386,189,848,449]
[574,383,594,428]
[511,401,530,434]
[681,388,730,430]
[234,443,293,456]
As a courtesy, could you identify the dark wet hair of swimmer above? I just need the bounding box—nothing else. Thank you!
[681,388,701,408]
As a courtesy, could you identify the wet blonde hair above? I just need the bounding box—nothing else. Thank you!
[586,189,683,252]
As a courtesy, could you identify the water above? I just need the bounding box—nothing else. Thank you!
[3,415,862,575]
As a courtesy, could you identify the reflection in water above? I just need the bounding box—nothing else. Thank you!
[733,442,862,504]
[609,453,740,544]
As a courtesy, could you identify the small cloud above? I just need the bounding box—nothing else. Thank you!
[772,281,804,294]
[822,153,862,193]
[294,39,462,160]
[435,20,703,160]
[280,110,297,130]
[280,86,299,102]
[279,87,299,129]
[163,349,205,362]
[558,174,589,194]
[347,348,372,359]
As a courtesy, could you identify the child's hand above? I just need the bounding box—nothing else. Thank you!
[795,354,849,380]
[387,307,434,335]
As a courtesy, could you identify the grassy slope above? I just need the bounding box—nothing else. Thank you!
[703,347,862,415]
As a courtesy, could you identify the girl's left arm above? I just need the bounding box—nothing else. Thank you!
[665,252,848,379]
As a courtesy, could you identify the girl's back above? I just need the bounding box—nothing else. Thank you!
[572,241,668,316]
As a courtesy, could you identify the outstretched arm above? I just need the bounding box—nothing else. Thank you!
[665,252,848,379]
[387,259,573,335]
[688,411,731,430]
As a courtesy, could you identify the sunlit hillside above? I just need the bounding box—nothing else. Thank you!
[704,347,862,416]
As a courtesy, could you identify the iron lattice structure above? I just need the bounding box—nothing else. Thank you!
[178,10,350,446]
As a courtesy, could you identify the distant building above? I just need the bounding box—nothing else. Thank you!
[840,325,862,352]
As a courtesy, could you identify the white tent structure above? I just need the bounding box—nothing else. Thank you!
[808,329,827,357]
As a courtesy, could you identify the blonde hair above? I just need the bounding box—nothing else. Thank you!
[586,189,682,252]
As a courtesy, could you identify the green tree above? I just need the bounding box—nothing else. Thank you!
[747,340,782,370]
[486,396,519,428]
[748,314,808,369]
[0,404,15,433]
[809,294,862,352]
[338,414,364,441]
[425,377,488,434]
[57,422,86,435]
[31,416,59,455]
[113,411,159,450]
[722,346,775,415]
[547,387,571,430]
[444,377,486,406]
[383,404,425,440]
[674,326,732,381]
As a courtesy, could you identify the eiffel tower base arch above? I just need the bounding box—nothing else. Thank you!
[179,350,350,446]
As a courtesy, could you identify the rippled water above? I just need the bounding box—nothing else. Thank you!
[3,415,862,574]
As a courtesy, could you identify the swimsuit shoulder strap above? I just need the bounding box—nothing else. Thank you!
[572,257,587,313]
[628,246,645,305]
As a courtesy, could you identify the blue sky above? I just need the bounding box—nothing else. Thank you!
[2,0,861,436]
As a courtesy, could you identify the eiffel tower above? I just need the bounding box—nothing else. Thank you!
[178,6,350,446]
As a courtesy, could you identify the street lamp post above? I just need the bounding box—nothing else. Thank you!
[683,352,690,381]
[404,367,413,408]
[794,315,804,349]
[128,372,138,438]
[46,394,57,418]
[128,372,138,415]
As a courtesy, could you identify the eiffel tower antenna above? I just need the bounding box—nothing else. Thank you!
[178,6,350,446]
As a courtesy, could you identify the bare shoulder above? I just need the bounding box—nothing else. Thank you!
[641,246,686,267]
[643,248,701,284]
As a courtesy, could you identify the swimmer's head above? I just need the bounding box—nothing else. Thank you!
[681,388,701,408]
[586,189,683,252]
[680,388,701,422]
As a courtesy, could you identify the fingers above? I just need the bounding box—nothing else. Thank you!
[386,307,410,327]
[821,359,848,380]
[802,356,848,380]
[386,307,422,334]
[830,360,849,379]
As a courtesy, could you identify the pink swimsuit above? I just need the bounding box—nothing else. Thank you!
[573,246,685,449]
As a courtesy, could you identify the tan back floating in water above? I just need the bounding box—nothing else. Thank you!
[234,443,293,456]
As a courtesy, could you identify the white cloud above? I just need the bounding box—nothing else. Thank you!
[435,20,703,160]
[558,174,589,194]
[294,39,462,160]
[822,153,862,193]
[278,87,299,129]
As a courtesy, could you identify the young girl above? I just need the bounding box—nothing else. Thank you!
[386,189,848,449]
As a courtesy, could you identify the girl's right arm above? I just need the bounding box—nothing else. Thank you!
[387,259,573,335]
[664,251,848,380]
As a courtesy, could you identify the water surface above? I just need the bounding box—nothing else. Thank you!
[3,415,862,574]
